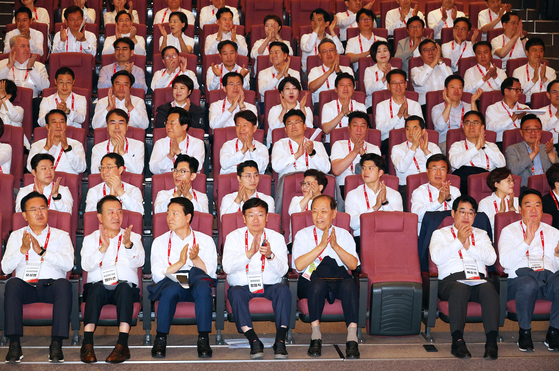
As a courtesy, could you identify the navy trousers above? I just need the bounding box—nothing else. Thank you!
[83,281,140,326]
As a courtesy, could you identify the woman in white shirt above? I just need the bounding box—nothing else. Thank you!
[363,40,397,107]
[104,0,139,25]
[250,15,293,73]
[478,167,519,235]
[0,80,24,130]
[158,11,194,54]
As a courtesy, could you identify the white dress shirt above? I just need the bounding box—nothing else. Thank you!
[219,138,269,174]
[478,192,519,235]
[464,63,507,94]
[307,64,354,104]
[411,62,454,105]
[0,99,24,128]
[0,143,11,174]
[391,140,441,185]
[512,63,557,103]
[346,184,403,236]
[0,59,49,98]
[271,138,331,179]
[151,229,217,283]
[335,9,374,42]
[223,227,288,286]
[103,9,139,25]
[250,39,294,73]
[267,103,313,145]
[51,30,97,56]
[62,6,96,24]
[498,221,559,278]
[91,138,145,175]
[158,33,195,53]
[427,8,466,40]
[385,7,425,36]
[321,99,368,143]
[4,28,44,55]
[38,92,87,128]
[330,139,381,186]
[430,225,496,280]
[103,33,147,55]
[363,64,397,106]
[345,33,388,71]
[27,138,87,174]
[97,63,148,93]
[448,139,506,171]
[540,104,559,143]
[92,96,149,130]
[208,99,258,130]
[485,100,530,141]
[154,188,209,214]
[220,191,275,218]
[411,182,461,232]
[206,63,250,91]
[300,32,344,72]
[375,98,424,141]
[199,5,240,29]
[288,196,312,215]
[149,135,205,175]
[151,67,199,91]
[432,101,472,143]
[81,229,144,285]
[478,8,503,40]
[153,7,195,26]
[258,66,301,101]
[441,40,475,72]
[292,225,359,272]
[2,226,74,279]
[15,183,73,213]
[491,34,527,71]
[85,181,143,213]
[205,31,248,56]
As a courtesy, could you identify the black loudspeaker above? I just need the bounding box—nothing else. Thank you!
[545,0,559,20]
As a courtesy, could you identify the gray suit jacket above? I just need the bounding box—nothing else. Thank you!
[394,36,425,75]
[505,142,558,186]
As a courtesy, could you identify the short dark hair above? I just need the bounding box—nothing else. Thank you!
[356,8,375,22]
[21,191,48,212]
[501,12,519,24]
[335,72,355,88]
[406,16,424,29]
[501,77,520,95]
[161,45,179,60]
[45,109,67,124]
[445,74,464,88]
[216,7,233,19]
[520,114,542,129]
[452,195,478,213]
[171,74,194,93]
[1,79,17,102]
[222,71,243,86]
[106,108,129,124]
[487,167,512,192]
[96,195,121,214]
[283,108,306,125]
[526,37,545,52]
[348,111,370,127]
[419,39,436,53]
[519,188,542,205]
[30,153,55,171]
[242,198,268,214]
[64,5,83,20]
[386,69,407,83]
[473,41,492,53]
[426,154,451,172]
[360,153,385,169]
[218,40,238,53]
[174,154,199,173]
[115,10,132,23]
[304,169,328,190]
[237,160,259,176]
[55,67,75,80]
[369,40,391,62]
[264,14,282,28]
[453,17,472,31]
[311,194,336,210]
[318,38,336,51]
[15,6,32,19]
[547,79,559,93]
[463,110,485,127]
[113,37,135,50]
[279,76,302,92]
[170,11,188,32]
[546,163,559,189]
[167,106,192,128]
[310,8,331,23]
[405,115,425,129]
[234,110,257,126]
[0,118,4,138]
[269,41,289,55]
[111,70,135,86]
[169,197,194,220]
[101,152,125,168]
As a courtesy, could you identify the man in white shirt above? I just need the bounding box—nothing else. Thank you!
[154,154,208,214]
[513,38,557,104]
[308,39,354,104]
[498,189,559,352]
[394,16,425,74]
[157,12,195,54]
[93,70,149,130]
[79,196,144,364]
[199,0,240,29]
[153,0,195,26]
[391,115,441,186]
[151,46,199,91]
[153,74,204,129]
[150,106,205,174]
[2,192,74,363]
[491,12,527,72]
[345,8,387,71]
[206,40,249,92]
[336,0,375,42]
[85,153,143,213]
[148,197,217,359]
[17,153,73,213]
[411,154,461,232]
[204,8,248,56]
[540,79,559,143]
[63,0,96,24]
[464,41,508,94]
[27,109,87,174]
[4,7,44,56]
[208,72,258,129]
[427,0,465,40]
[220,111,268,174]
[38,67,87,128]
[258,41,301,102]
[429,195,500,359]
[220,160,275,218]
[52,6,97,57]
[478,0,511,39]
[385,0,424,36]
[91,109,144,175]
[411,39,453,106]
[486,77,530,143]
[346,154,403,241]
[223,198,290,359]
[292,195,360,359]
[102,10,146,56]
[449,110,506,193]
[98,38,148,93]
[250,15,294,74]
[300,8,344,73]
[441,17,476,73]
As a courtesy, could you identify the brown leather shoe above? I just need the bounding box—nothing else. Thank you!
[105,344,130,363]
[80,343,97,363]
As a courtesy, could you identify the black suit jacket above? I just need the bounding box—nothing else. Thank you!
[542,192,559,229]
[154,102,206,131]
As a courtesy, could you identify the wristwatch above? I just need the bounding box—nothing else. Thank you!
[309,149,317,157]
[63,145,72,153]
[52,193,62,201]
[39,247,46,256]
[125,242,134,249]
[382,200,389,206]
[266,252,275,260]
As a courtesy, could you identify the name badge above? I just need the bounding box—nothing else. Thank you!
[529,259,544,272]
[23,264,41,283]
[302,262,317,281]
[247,272,264,293]
[102,267,119,286]
[463,259,480,280]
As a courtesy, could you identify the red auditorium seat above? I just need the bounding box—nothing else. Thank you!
[263,89,314,137]
[0,126,24,184]
[406,172,461,213]
[527,174,551,196]
[318,90,366,129]
[330,127,382,149]
[288,0,332,39]
[0,174,14,241]
[60,0,103,26]
[393,27,433,53]
[307,54,351,73]
[344,174,399,198]
[5,22,49,63]
[41,87,91,129]
[457,56,502,78]
[11,86,33,146]
[408,57,452,91]
[370,90,419,128]
[98,87,145,100]
[468,172,521,204]
[425,90,473,131]
[479,90,526,118]
[250,25,293,51]
[151,172,207,204]
[387,128,439,176]
[48,53,94,92]
[530,92,551,109]
[502,128,552,153]
[358,57,402,93]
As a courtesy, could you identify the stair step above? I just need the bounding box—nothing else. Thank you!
[526,32,558,46]
[534,20,559,33]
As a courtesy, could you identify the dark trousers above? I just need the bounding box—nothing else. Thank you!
[227,283,291,332]
[452,166,489,195]
[297,274,358,326]
[438,272,500,335]
[4,277,72,338]
[156,279,213,333]
[83,282,139,327]
[507,270,559,329]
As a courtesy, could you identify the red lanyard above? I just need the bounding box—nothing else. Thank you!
[348,140,355,173]
[526,65,544,91]
[66,32,83,53]
[33,184,52,207]
[98,233,123,267]
[550,105,555,119]
[552,192,559,209]
[406,142,421,171]
[212,7,216,16]
[173,187,198,202]
[321,66,330,89]
[489,10,494,22]
[12,67,29,83]
[312,227,328,261]
[107,137,128,154]
[288,140,308,169]
[167,230,196,266]
[245,230,266,273]
[103,182,124,196]
[427,184,448,210]
[336,100,353,127]
[501,101,517,127]
[493,196,511,212]
[171,136,189,165]
[464,140,489,169]
[167,70,181,87]
[34,8,39,22]
[358,34,376,53]
[389,98,402,119]
[113,63,118,75]
[235,138,252,152]
[452,41,468,60]
[476,64,494,89]
[520,222,545,259]
[26,227,50,262]
[53,146,64,171]
[222,99,227,113]
[440,8,448,27]
[450,227,476,259]
[363,186,372,209]
[503,36,516,58]
[55,93,75,112]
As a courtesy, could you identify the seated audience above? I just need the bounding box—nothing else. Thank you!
[478,167,518,234]
[258,41,301,102]
[4,7,44,56]
[363,41,397,107]
[51,6,97,56]
[63,0,96,24]
[345,8,387,71]
[394,16,425,74]
[441,17,477,73]
[491,12,527,72]
[204,8,248,56]
[0,118,12,173]
[15,0,50,25]
[209,72,257,130]
[464,41,507,94]
[151,46,199,91]
[411,39,453,106]
[153,0,195,26]
[385,0,424,36]
[157,12,194,54]
[540,79,559,143]
[98,38,148,93]
[478,0,511,39]
[199,0,240,29]
[104,0,139,24]
[427,0,466,40]
[300,8,343,72]
[251,15,294,73]
[336,0,375,42]
[154,74,204,129]
[206,40,250,92]
[103,10,146,55]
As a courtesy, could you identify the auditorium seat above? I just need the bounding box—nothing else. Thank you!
[289,0,332,40]
[425,90,473,131]
[467,172,521,204]
[0,174,14,241]
[370,90,419,128]
[48,53,94,92]
[502,128,552,153]
[393,27,432,54]
[11,86,33,146]
[358,57,402,93]
[318,90,366,129]
[41,87,91,129]
[457,56,502,78]
[530,92,551,109]
[330,127,382,149]
[479,90,526,118]
[527,174,551,196]
[344,173,399,198]
[263,89,314,139]
[0,126,24,184]
[406,172,461,213]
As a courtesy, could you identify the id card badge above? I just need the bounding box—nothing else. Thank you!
[462,259,480,279]
[302,262,317,281]
[247,272,264,293]
[102,267,119,286]
[23,264,41,283]
[529,259,544,272]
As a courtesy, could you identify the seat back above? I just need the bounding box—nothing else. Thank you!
[440,26,480,44]
[271,127,322,145]
[445,128,497,156]
[256,56,302,84]
[12,211,72,239]
[0,126,24,184]
[289,0,332,38]
[393,27,432,53]
[347,28,389,41]
[250,25,293,50]
[387,128,439,176]
[11,86,34,143]
[98,87,145,100]
[318,91,366,128]
[527,174,551,196]
[216,173,272,216]
[406,173,461,212]
[425,91,473,130]
[33,127,88,153]
[502,129,553,153]
[83,210,143,236]
[41,87,91,129]
[479,90,526,117]
[100,54,147,70]
[6,22,49,63]
[151,172,207,201]
[0,174,15,240]
[307,55,351,73]
[153,211,214,240]
[358,57,402,92]
[152,127,205,143]
[408,57,452,90]
[88,173,144,196]
[531,92,551,109]
[486,27,504,44]
[221,211,281,254]
[243,0,284,34]
[153,0,193,13]
[344,174,399,198]
[467,2,486,34]
[506,58,546,78]
[202,54,250,90]
[371,90,419,128]
[206,87,254,107]
[104,23,148,38]
[467,172,522,204]
[457,57,502,77]
[263,89,314,136]
[93,127,145,145]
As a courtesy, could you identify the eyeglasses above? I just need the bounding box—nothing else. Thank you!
[389,81,406,86]
[408,25,423,30]
[550,90,559,95]
[428,167,448,173]
[285,120,304,127]
[241,174,260,180]
[463,120,482,127]
[457,210,475,218]
[98,165,119,171]
[506,87,522,93]
[26,206,47,213]
[522,128,542,133]
[300,181,312,188]
[173,169,191,175]
[164,54,178,60]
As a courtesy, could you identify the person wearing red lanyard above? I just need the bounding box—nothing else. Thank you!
[52,6,97,57]
[478,0,510,36]
[104,0,139,25]
[64,0,96,24]
[540,79,559,144]
[103,11,146,56]
[153,0,195,26]
[154,74,204,129]
[478,167,518,234]
[204,8,248,56]
[0,79,24,131]
[336,0,374,41]
[149,198,217,359]
[427,0,465,39]
[345,8,387,71]
[288,169,327,218]
[464,41,508,94]
[79,196,144,363]
[441,18,476,73]
[15,0,50,26]
[491,12,527,72]
[223,198,290,359]
[258,41,300,102]
[411,39,453,106]
[385,0,423,36]
[430,195,500,359]
[394,16,425,73]
[498,189,559,352]
[4,7,44,57]
[199,0,240,30]
[363,41,395,106]
[97,38,148,93]
[206,41,249,92]
[251,15,294,73]
[513,38,556,104]
[300,9,343,73]
[543,163,559,228]
[2,192,74,363]
[157,12,193,54]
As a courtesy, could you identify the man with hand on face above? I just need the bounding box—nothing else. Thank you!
[52,6,97,56]
[394,16,426,74]
[0,80,24,136]
[91,108,145,175]
[152,46,199,91]
[336,0,375,42]
[539,79,559,143]
[149,197,217,359]
[154,75,204,129]
[499,189,559,352]
[300,8,344,73]
[205,8,248,56]
[258,41,300,102]
[220,111,268,175]
[27,109,87,174]
[209,72,258,130]
[154,154,208,214]
[98,38,148,93]
[199,0,240,29]
[79,196,144,363]
[293,195,360,359]
[441,17,477,73]
[491,12,527,72]
[478,0,512,39]
[429,195,500,360]
[345,8,387,71]
[102,11,146,56]
[17,154,73,213]
[412,39,453,107]
[220,160,275,218]
[85,153,143,213]
[385,0,425,36]
[206,41,250,91]
[427,0,466,40]
[464,41,507,94]
[2,192,74,363]
[93,70,149,130]
[4,7,43,56]
[223,198,290,359]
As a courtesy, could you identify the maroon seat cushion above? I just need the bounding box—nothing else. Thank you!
[507,299,552,314]
[297,298,343,315]
[80,302,141,320]
[22,303,55,320]
[154,301,196,318]
[437,299,483,317]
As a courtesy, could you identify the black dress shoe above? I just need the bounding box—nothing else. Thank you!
[518,329,534,352]
[346,341,360,359]
[197,336,213,358]
[5,342,23,364]
[151,336,167,358]
[307,339,322,357]
[544,327,559,352]
[483,342,498,360]
[451,339,471,359]
[273,340,288,359]
[249,340,264,359]
[49,340,64,363]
